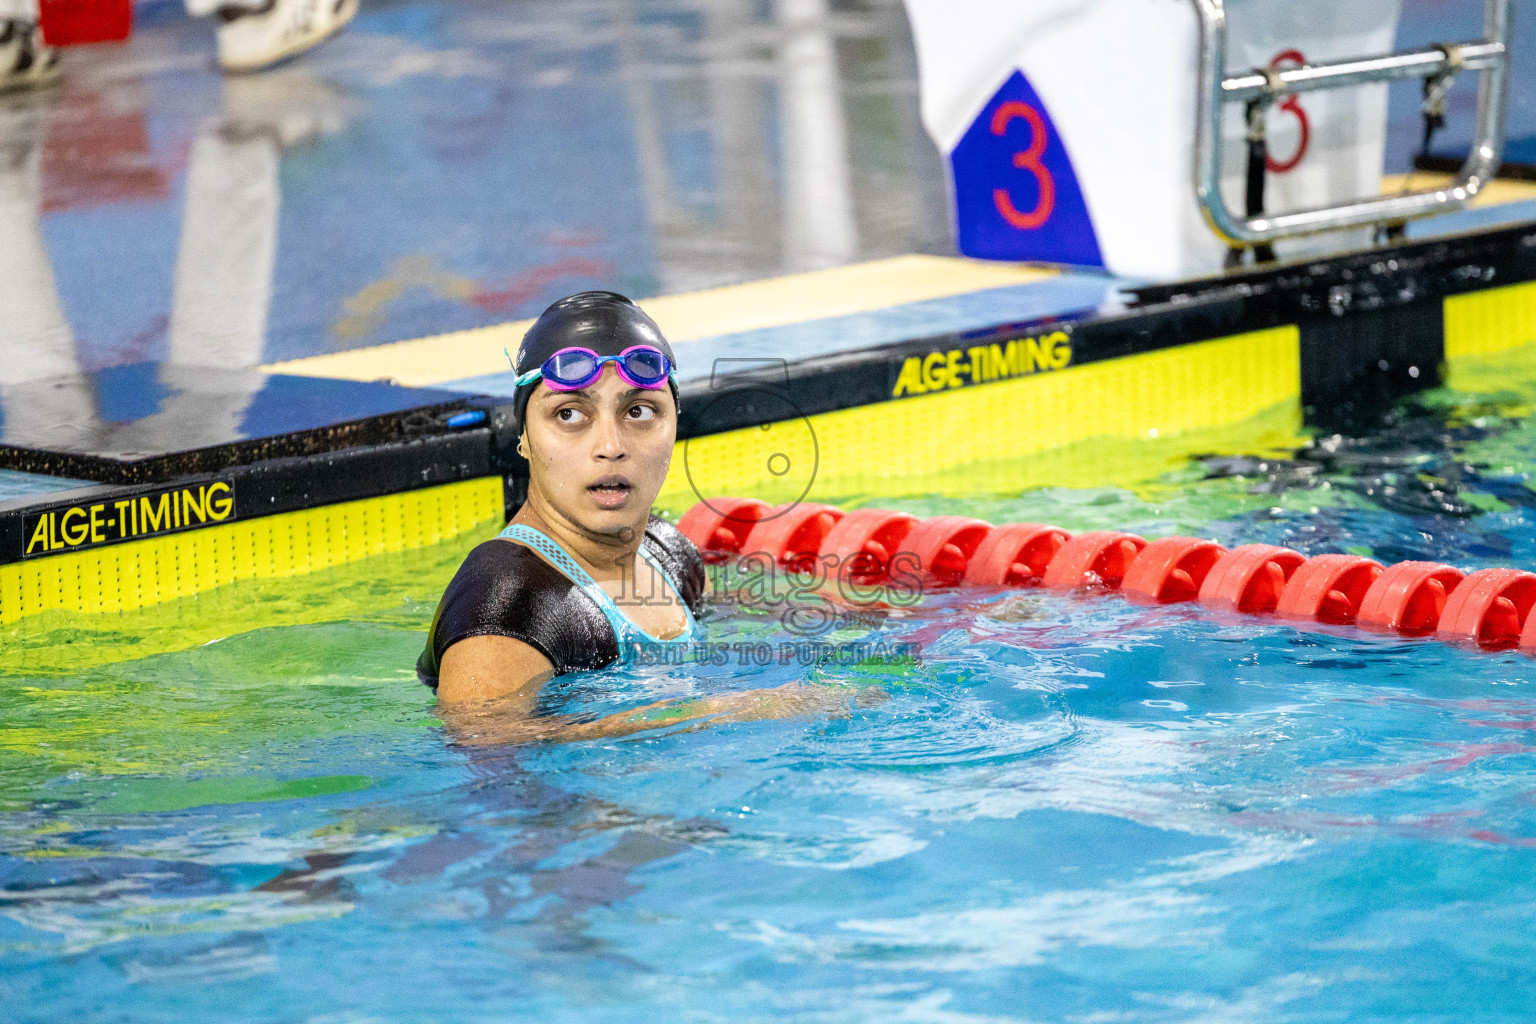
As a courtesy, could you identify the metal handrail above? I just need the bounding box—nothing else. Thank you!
[1192,0,1512,246]
[1221,41,1504,102]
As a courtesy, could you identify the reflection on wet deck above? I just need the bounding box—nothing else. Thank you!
[6,0,1536,401]
[2,0,951,376]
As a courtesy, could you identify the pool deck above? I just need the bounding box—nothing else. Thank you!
[7,0,1536,391]
[260,255,1113,392]
[259,171,1536,398]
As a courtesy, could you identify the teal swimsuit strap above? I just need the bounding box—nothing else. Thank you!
[635,544,702,640]
[497,524,698,647]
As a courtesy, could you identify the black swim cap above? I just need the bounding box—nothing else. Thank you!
[512,291,680,430]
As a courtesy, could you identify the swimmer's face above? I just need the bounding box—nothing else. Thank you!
[523,364,676,537]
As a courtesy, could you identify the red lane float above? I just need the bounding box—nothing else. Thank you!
[819,508,920,583]
[1436,568,1536,649]
[678,497,774,560]
[1275,554,1383,625]
[1521,603,1536,653]
[1198,544,1307,615]
[741,502,844,572]
[1042,531,1147,591]
[1357,561,1464,635]
[902,516,995,587]
[962,523,1071,588]
[681,498,1536,658]
[1121,537,1226,604]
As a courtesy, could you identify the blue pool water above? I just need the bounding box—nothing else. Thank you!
[6,372,1536,1020]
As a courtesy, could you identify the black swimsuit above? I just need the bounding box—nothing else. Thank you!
[417,515,706,687]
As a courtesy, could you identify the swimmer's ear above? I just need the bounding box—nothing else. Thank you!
[516,433,530,459]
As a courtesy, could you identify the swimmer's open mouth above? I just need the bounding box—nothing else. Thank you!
[588,475,633,507]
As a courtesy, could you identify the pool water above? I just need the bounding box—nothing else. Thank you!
[7,359,1536,1021]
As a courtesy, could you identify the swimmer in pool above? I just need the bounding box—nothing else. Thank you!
[422,291,863,742]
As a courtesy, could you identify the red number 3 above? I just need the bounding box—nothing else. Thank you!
[990,100,1056,230]
[1265,49,1310,174]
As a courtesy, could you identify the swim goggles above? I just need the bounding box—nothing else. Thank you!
[511,345,675,392]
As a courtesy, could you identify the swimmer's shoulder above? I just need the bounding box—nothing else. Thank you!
[418,538,618,684]
[643,514,706,614]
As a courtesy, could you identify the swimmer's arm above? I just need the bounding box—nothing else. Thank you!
[436,634,555,707]
[440,681,883,746]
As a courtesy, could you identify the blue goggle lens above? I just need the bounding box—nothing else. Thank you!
[545,349,600,385]
[621,347,668,384]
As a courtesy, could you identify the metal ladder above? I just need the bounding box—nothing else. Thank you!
[1191,0,1512,249]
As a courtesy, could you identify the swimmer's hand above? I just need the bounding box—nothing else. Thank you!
[441,682,886,746]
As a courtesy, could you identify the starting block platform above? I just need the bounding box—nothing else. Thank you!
[0,364,481,485]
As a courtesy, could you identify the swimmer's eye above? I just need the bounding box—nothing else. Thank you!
[626,403,658,422]
[554,406,589,424]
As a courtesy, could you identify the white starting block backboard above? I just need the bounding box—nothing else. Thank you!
[904,0,1404,278]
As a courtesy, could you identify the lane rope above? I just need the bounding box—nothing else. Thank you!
[680,498,1536,653]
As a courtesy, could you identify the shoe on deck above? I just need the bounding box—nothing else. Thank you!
[0,20,60,94]
[216,0,358,74]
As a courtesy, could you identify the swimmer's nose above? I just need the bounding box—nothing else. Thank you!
[592,414,628,460]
